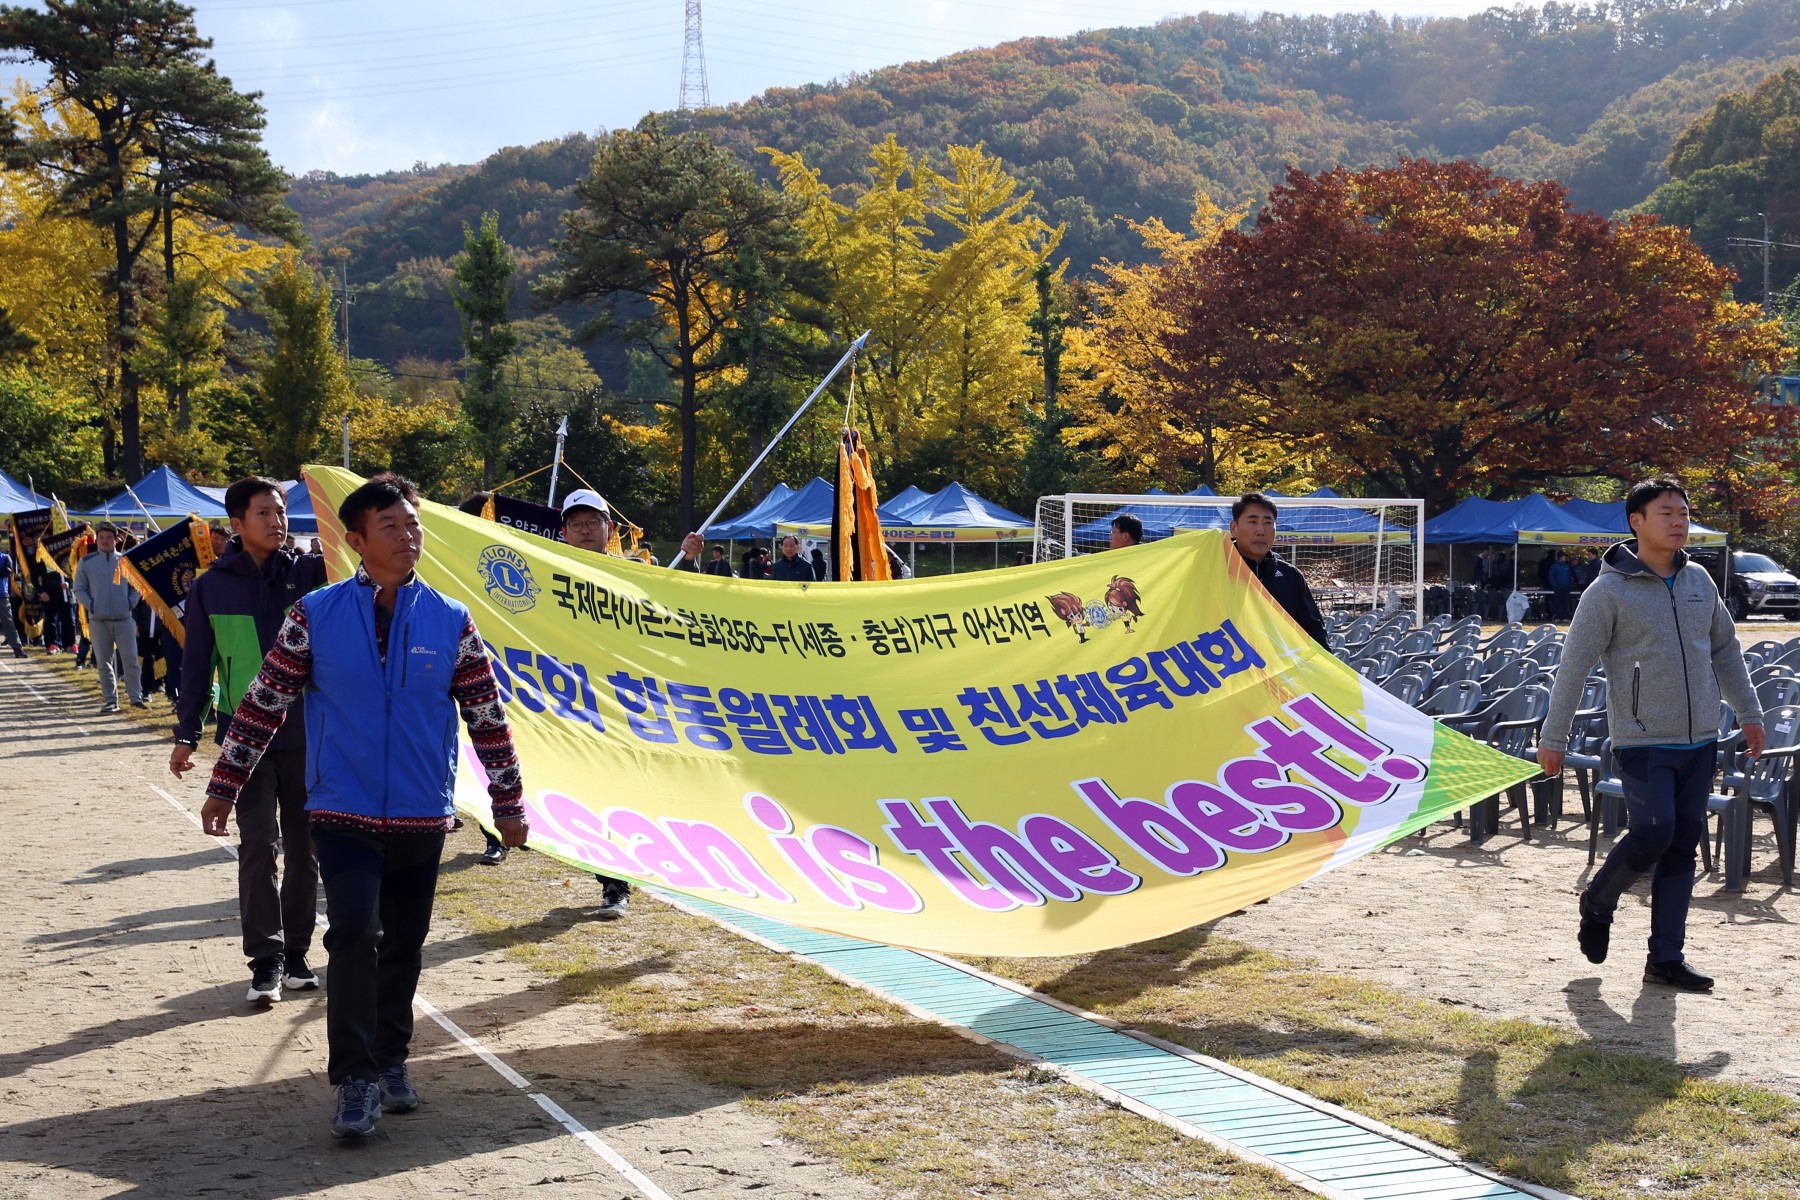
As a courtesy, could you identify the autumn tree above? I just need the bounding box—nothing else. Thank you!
[0,0,291,479]
[1061,196,1299,493]
[451,211,517,488]
[0,302,34,359]
[542,115,826,533]
[767,136,1060,498]
[1157,159,1787,512]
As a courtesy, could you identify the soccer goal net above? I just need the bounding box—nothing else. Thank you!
[1033,493,1425,618]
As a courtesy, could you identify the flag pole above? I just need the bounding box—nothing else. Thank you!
[123,483,165,533]
[546,415,569,507]
[669,330,869,569]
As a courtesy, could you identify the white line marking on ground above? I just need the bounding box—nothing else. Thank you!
[2,660,89,734]
[144,776,676,1200]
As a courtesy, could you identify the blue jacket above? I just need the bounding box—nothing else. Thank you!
[301,574,469,823]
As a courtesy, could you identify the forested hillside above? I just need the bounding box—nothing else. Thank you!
[290,0,1800,377]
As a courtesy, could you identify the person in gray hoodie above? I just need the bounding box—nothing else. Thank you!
[73,524,144,713]
[1538,478,1763,992]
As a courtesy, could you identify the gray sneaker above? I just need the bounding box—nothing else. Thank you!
[377,1064,419,1113]
[331,1079,380,1137]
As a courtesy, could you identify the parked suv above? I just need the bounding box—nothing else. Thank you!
[1723,550,1800,621]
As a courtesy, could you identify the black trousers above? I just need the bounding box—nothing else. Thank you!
[313,825,445,1085]
[234,748,316,967]
[39,597,72,648]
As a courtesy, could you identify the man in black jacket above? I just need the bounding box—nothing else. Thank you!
[170,477,327,1004]
[1229,492,1331,649]
[768,534,815,582]
[703,544,735,577]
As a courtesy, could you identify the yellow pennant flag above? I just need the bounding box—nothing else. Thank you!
[305,466,1532,957]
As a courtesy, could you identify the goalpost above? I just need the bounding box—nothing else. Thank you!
[1033,493,1426,619]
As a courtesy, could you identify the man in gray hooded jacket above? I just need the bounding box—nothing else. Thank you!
[1538,478,1762,992]
[73,524,144,713]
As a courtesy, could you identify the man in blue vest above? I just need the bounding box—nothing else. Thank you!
[201,473,529,1138]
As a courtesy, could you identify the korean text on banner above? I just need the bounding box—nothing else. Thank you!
[305,466,1534,957]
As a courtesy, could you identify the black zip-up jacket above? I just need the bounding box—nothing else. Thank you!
[1238,547,1331,650]
[174,540,327,749]
[768,554,816,582]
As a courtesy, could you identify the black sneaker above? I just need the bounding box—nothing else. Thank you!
[247,959,283,1004]
[283,955,320,991]
[377,1064,419,1113]
[1578,892,1612,964]
[331,1079,380,1137]
[130,698,149,709]
[480,842,509,865]
[594,878,631,921]
[1643,959,1714,992]
[98,702,120,715]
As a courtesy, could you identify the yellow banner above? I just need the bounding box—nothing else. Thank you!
[306,466,1532,957]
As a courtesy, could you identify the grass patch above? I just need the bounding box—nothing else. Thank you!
[53,646,1795,1198]
[433,835,1307,1200]
[969,933,1800,1200]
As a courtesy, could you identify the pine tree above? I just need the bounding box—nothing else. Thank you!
[450,211,517,489]
[543,115,825,534]
[0,0,292,479]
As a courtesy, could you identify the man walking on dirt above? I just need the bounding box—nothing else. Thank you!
[201,473,528,1138]
[73,524,144,713]
[172,478,328,1004]
[1538,478,1763,992]
[558,488,703,917]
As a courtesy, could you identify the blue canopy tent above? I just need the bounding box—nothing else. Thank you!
[84,465,227,526]
[772,480,1035,572]
[194,479,319,537]
[1559,497,1727,547]
[284,479,319,535]
[0,468,44,512]
[877,484,933,524]
[867,482,1034,542]
[1424,493,1624,590]
[706,481,803,541]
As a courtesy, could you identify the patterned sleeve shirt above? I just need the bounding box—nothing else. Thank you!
[204,590,524,829]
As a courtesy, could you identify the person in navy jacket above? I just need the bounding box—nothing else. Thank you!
[201,473,528,1139]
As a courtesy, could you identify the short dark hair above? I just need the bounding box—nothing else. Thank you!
[339,471,420,534]
[224,476,285,521]
[1111,513,1143,541]
[1232,492,1278,521]
[710,544,725,555]
[457,491,491,516]
[1625,477,1688,520]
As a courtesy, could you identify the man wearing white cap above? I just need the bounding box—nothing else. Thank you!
[558,489,705,917]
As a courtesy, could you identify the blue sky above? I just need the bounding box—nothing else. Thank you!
[22,1,1503,176]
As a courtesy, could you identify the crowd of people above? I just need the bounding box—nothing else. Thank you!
[4,467,1755,1142]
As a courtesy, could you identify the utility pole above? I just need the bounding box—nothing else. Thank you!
[678,0,710,111]
[340,260,353,365]
[1727,215,1800,313]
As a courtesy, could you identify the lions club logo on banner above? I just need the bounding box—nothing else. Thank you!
[477,544,539,614]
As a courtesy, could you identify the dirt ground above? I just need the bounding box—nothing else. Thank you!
[0,655,881,1200]
[1211,623,1800,1099]
[4,621,1799,1197]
